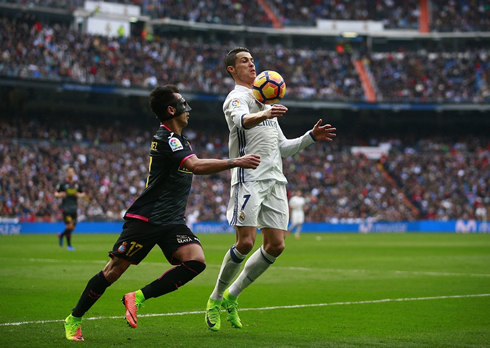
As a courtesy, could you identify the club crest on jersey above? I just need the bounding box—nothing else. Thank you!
[231,99,241,108]
[169,137,183,152]
[118,241,127,253]
[239,211,246,222]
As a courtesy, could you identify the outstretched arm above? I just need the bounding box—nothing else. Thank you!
[54,191,66,198]
[278,119,336,157]
[183,154,261,175]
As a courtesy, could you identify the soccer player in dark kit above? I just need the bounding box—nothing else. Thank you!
[63,84,261,341]
[54,167,85,251]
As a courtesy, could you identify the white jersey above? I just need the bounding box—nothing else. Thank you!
[289,195,306,214]
[224,85,316,185]
[289,195,306,225]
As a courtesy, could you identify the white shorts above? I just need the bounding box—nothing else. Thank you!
[227,180,289,231]
[290,211,305,225]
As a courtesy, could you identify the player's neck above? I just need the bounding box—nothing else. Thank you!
[161,121,183,136]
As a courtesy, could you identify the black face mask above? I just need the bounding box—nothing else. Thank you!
[175,97,192,115]
[163,98,192,121]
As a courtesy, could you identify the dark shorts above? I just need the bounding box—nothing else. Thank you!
[63,212,77,225]
[109,218,202,265]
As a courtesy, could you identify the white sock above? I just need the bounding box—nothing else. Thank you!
[228,246,276,298]
[210,246,246,301]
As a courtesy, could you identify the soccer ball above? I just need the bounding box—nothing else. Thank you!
[252,70,286,104]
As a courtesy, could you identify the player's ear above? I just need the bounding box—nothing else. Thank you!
[167,105,175,116]
[227,66,235,74]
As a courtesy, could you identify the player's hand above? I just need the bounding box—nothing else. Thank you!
[57,192,67,198]
[311,119,336,141]
[266,104,288,119]
[234,154,261,169]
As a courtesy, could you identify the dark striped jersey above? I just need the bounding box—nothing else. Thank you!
[125,124,196,226]
[56,180,83,214]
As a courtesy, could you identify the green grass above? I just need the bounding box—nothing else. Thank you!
[0,233,489,347]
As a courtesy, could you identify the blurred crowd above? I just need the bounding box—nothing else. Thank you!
[0,2,489,224]
[3,0,488,31]
[269,0,420,29]
[429,0,490,32]
[1,118,488,223]
[369,49,490,103]
[0,0,83,11]
[382,137,489,221]
[271,0,489,31]
[1,15,489,103]
[0,15,364,100]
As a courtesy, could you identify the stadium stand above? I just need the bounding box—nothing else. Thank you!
[369,49,490,103]
[0,1,488,225]
[1,115,488,223]
[1,14,488,102]
[0,15,365,99]
[5,0,487,31]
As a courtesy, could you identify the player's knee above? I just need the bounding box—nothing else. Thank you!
[103,267,124,283]
[103,259,130,282]
[264,241,285,257]
[235,239,254,254]
[182,260,206,276]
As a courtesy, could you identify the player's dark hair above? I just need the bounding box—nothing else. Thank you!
[224,47,250,78]
[149,84,180,122]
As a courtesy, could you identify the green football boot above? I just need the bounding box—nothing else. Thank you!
[205,298,222,332]
[64,314,84,341]
[222,289,242,329]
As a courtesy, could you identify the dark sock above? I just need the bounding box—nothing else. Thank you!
[72,271,112,317]
[141,261,206,299]
[66,231,72,246]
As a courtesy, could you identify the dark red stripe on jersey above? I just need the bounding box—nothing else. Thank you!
[180,154,196,168]
[125,213,149,222]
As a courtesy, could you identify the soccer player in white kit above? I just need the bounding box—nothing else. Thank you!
[205,47,337,332]
[288,190,307,239]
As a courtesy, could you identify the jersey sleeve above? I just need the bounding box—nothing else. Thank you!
[277,123,316,158]
[224,92,252,130]
[158,135,195,165]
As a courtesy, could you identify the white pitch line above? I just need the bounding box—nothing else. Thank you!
[284,267,490,278]
[9,259,490,278]
[392,270,490,277]
[1,293,489,327]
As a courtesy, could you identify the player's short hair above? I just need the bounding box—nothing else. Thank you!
[149,84,180,122]
[224,47,250,78]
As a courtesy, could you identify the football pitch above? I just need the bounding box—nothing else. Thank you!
[0,232,489,347]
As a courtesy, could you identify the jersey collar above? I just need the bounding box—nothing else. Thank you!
[235,85,252,92]
[161,124,173,132]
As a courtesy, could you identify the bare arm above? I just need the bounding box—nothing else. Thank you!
[242,104,288,129]
[183,154,261,175]
[54,191,66,198]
